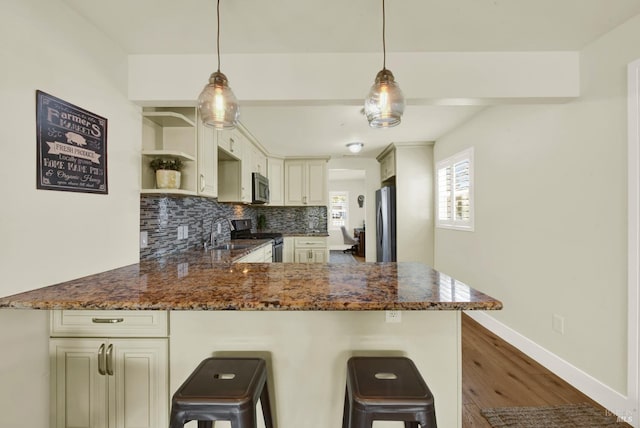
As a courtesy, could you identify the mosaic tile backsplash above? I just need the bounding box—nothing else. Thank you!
[140,195,327,259]
[253,205,327,234]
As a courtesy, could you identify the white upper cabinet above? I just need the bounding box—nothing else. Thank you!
[197,115,218,198]
[217,126,269,203]
[217,129,241,157]
[284,159,328,206]
[141,108,197,195]
[267,157,285,206]
[239,134,253,203]
[378,148,396,183]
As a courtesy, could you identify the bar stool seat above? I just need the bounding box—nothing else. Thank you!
[169,357,274,428]
[342,356,437,428]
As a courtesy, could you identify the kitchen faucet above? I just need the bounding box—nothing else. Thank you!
[205,217,228,250]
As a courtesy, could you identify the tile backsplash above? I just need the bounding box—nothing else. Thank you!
[140,195,327,259]
[253,205,327,234]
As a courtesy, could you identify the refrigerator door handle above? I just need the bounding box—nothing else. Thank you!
[377,203,383,249]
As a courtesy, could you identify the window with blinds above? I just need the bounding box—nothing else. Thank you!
[436,148,474,231]
[329,191,348,229]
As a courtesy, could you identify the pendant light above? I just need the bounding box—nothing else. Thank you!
[198,0,239,129]
[364,0,405,128]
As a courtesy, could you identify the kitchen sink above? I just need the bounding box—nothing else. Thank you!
[212,243,253,251]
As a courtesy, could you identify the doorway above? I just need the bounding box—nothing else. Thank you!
[327,168,366,251]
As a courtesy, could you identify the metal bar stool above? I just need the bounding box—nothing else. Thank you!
[169,357,274,428]
[342,356,437,428]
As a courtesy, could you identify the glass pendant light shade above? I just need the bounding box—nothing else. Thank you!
[198,70,239,129]
[364,68,405,128]
[198,0,238,129]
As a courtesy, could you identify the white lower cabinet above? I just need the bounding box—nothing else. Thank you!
[283,237,295,262]
[294,248,327,263]
[235,244,272,263]
[50,311,169,428]
[293,237,328,263]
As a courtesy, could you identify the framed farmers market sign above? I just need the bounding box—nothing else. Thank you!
[36,90,108,194]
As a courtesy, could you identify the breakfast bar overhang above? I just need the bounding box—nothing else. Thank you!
[0,252,501,428]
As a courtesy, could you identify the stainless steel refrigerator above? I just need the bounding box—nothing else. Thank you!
[376,186,396,262]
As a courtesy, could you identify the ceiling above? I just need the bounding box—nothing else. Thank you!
[63,0,640,158]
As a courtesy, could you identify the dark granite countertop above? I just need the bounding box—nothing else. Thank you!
[0,246,502,311]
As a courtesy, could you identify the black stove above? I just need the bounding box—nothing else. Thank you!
[230,219,283,262]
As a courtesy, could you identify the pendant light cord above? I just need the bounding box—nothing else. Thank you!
[216,0,221,73]
[382,0,386,70]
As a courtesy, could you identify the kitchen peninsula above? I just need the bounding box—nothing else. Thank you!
[0,248,501,428]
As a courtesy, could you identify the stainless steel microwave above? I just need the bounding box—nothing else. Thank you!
[252,172,269,204]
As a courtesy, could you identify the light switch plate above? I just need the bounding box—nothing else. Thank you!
[552,314,565,334]
[140,231,148,248]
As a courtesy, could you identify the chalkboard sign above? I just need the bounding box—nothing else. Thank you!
[36,90,108,194]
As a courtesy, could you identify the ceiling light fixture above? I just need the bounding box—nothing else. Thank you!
[364,0,405,128]
[197,0,239,129]
[347,142,364,153]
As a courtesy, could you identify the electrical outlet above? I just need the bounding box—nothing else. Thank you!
[177,226,184,240]
[552,314,565,335]
[140,231,148,248]
[183,225,188,239]
[385,310,402,323]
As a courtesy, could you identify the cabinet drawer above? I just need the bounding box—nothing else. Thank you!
[50,310,168,337]
[294,237,327,248]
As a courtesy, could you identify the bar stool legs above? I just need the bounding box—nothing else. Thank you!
[342,356,437,428]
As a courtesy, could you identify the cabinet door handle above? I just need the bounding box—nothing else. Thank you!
[106,344,114,376]
[200,174,205,192]
[98,343,106,376]
[92,317,124,324]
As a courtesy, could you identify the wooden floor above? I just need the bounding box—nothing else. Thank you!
[461,313,631,427]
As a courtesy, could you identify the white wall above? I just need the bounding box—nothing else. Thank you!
[394,143,435,265]
[434,13,640,400]
[0,0,142,425]
[328,177,366,249]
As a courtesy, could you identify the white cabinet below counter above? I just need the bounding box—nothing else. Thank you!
[49,310,169,428]
[235,243,273,263]
[292,236,328,263]
[283,237,295,262]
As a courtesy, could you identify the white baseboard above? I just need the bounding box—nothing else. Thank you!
[465,311,637,426]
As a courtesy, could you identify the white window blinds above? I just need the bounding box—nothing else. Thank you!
[436,148,474,231]
[329,191,348,229]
